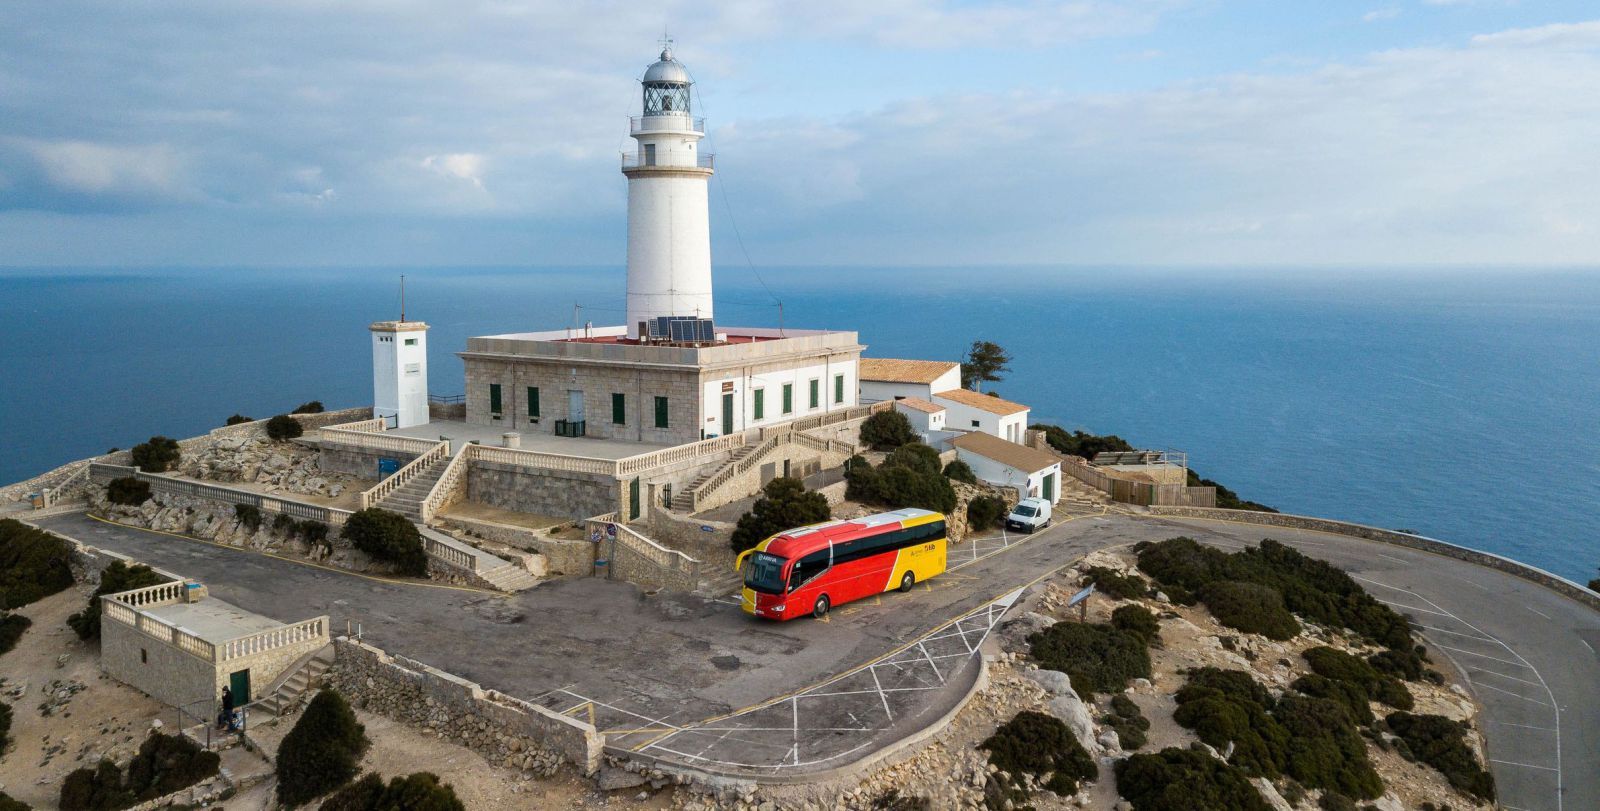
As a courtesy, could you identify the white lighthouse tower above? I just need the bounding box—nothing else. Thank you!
[624,45,715,339]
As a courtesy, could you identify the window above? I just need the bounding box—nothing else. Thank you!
[789,550,831,591]
[140,648,147,664]
[834,374,845,404]
[971,420,980,428]
[643,143,656,166]
[833,521,947,565]
[744,552,787,594]
[782,383,793,415]
[753,388,765,421]
[527,387,540,418]
[489,384,502,414]
[808,379,820,409]
[612,393,626,425]
[654,396,669,428]
[404,338,417,346]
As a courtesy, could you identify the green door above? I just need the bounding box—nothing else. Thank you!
[229,669,251,702]
[721,393,734,435]
[1043,472,1056,503]
[629,478,641,520]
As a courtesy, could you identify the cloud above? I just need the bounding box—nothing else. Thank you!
[1470,20,1600,49]
[421,153,488,189]
[26,140,185,196]
[1361,8,1401,23]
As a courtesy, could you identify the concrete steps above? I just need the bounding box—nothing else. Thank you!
[695,568,744,597]
[375,458,449,521]
[672,442,762,512]
[247,644,334,722]
[478,563,540,592]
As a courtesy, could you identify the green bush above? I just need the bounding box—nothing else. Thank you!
[1303,647,1412,710]
[1274,696,1383,799]
[1,611,32,656]
[68,561,171,641]
[59,760,132,811]
[859,410,917,449]
[1033,425,1134,459]
[846,447,958,514]
[234,503,262,532]
[321,772,465,811]
[105,477,151,507]
[1083,566,1149,600]
[295,520,330,548]
[1104,693,1150,750]
[341,509,428,576]
[129,436,180,473]
[1,697,12,755]
[885,443,941,476]
[273,513,295,533]
[979,710,1097,799]
[942,459,977,484]
[59,733,219,811]
[1318,793,1357,811]
[730,477,832,555]
[1200,580,1300,640]
[1114,747,1269,811]
[0,519,76,610]
[1384,713,1495,801]
[1368,647,1427,681]
[965,495,1007,532]
[0,789,28,811]
[1292,674,1374,725]
[1028,621,1151,697]
[1111,604,1161,646]
[277,690,369,807]
[266,415,304,441]
[291,400,325,414]
[224,414,253,426]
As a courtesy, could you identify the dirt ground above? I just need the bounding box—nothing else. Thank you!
[0,585,167,809]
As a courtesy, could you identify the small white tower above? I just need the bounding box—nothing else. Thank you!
[624,44,715,338]
[371,320,429,428]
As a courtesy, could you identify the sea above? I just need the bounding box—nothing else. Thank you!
[3,266,1597,583]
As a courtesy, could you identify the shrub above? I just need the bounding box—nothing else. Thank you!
[341,509,427,576]
[1368,647,1427,681]
[321,772,465,811]
[1383,713,1495,801]
[105,477,152,507]
[1319,793,1357,811]
[1114,747,1269,811]
[0,519,76,610]
[885,443,941,476]
[1111,605,1161,646]
[68,561,171,641]
[1033,424,1134,460]
[266,415,304,440]
[730,477,832,555]
[965,495,1007,532]
[859,410,917,449]
[1028,621,1151,697]
[291,401,325,414]
[224,414,253,426]
[0,790,27,811]
[1104,693,1150,750]
[234,503,262,532]
[0,697,12,755]
[59,760,131,811]
[1291,674,1374,725]
[277,689,369,807]
[942,459,977,484]
[0,611,31,656]
[1303,646,1412,710]
[1083,566,1149,600]
[869,789,931,811]
[1200,580,1300,640]
[129,436,180,473]
[1273,695,1383,799]
[59,733,218,811]
[297,520,330,549]
[979,710,1097,798]
[846,448,958,514]
[273,513,295,533]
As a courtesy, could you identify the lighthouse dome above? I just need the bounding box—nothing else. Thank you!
[643,48,690,84]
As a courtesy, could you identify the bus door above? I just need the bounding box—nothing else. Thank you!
[787,549,832,615]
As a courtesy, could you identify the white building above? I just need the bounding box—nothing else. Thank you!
[371,320,429,429]
[932,388,1030,443]
[893,397,946,440]
[949,431,1061,504]
[858,358,961,404]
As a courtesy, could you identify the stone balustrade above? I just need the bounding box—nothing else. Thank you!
[218,616,329,662]
[360,440,449,509]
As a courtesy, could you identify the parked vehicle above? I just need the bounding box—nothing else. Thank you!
[1005,497,1052,533]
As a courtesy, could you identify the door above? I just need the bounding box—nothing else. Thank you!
[567,390,584,421]
[721,393,734,436]
[1043,472,1056,503]
[628,478,641,521]
[643,143,656,166]
[229,669,251,703]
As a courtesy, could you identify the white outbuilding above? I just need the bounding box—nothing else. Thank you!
[858,358,962,403]
[892,397,946,440]
[932,388,1030,444]
[949,431,1062,504]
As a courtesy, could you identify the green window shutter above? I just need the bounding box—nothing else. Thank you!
[809,379,819,409]
[654,396,669,428]
[612,393,626,425]
[527,387,539,417]
[754,389,765,421]
[782,383,793,415]
[489,384,502,413]
[834,374,844,404]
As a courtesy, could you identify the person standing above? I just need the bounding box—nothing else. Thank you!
[219,685,234,730]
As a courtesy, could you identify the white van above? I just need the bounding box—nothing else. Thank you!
[1005,497,1053,533]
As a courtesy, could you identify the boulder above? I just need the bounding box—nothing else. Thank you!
[1045,693,1097,754]
[1253,778,1293,811]
[1023,668,1074,696]
[596,766,647,792]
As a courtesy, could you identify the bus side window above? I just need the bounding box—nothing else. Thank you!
[790,550,830,590]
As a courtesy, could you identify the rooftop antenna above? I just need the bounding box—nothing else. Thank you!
[399,274,406,322]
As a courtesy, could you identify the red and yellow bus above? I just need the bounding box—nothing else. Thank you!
[735,508,947,620]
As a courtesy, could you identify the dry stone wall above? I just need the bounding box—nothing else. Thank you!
[467,459,621,520]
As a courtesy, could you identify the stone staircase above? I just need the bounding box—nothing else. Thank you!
[248,644,334,723]
[672,442,763,512]
[374,456,450,521]
[1059,477,1112,512]
[477,562,540,592]
[694,567,744,598]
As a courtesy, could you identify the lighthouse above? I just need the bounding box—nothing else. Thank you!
[624,45,715,339]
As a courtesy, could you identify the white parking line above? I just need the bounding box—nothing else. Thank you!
[1413,623,1498,643]
[1526,606,1551,620]
[1489,720,1558,733]
[1491,759,1561,772]
[1374,598,1451,617]
[1435,644,1533,670]
[1472,681,1552,707]
[1469,667,1549,690]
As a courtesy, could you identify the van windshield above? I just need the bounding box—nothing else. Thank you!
[1013,505,1037,518]
[743,552,788,594]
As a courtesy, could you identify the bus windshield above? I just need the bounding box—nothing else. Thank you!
[744,552,788,594]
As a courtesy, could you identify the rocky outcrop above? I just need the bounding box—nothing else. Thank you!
[180,435,355,499]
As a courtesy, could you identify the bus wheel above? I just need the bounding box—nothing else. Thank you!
[813,595,830,619]
[899,572,915,593]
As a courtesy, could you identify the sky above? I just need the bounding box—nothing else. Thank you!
[3,1,1599,268]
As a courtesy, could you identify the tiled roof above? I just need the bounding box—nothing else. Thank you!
[949,431,1061,473]
[932,388,1030,416]
[859,358,960,384]
[894,397,945,414]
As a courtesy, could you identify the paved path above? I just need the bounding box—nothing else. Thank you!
[37,511,1600,805]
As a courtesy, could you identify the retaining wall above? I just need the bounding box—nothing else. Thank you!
[318,442,423,481]
[436,514,594,577]
[645,506,735,571]
[1148,506,1600,612]
[330,637,603,775]
[468,460,621,520]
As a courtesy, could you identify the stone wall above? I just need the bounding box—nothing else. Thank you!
[464,356,703,446]
[1148,506,1600,613]
[468,459,621,520]
[216,632,328,703]
[102,614,218,712]
[646,505,735,570]
[330,637,603,775]
[318,441,423,481]
[437,514,594,577]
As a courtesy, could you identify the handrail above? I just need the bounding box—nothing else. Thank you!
[218,616,329,662]
[629,115,705,134]
[471,444,618,475]
[621,151,714,170]
[615,433,745,475]
[108,580,186,607]
[321,418,388,434]
[360,440,449,510]
[611,522,698,572]
[419,447,471,524]
[42,464,92,508]
[421,534,477,572]
[318,428,439,457]
[688,435,782,512]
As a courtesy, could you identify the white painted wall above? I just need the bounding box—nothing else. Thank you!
[934,395,1029,442]
[893,401,945,439]
[955,448,1061,504]
[857,365,961,404]
[372,324,429,429]
[626,114,713,336]
[699,358,859,438]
